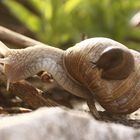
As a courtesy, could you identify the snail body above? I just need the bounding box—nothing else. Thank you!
[0,37,139,118]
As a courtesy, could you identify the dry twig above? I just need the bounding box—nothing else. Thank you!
[10,81,59,109]
[0,26,44,47]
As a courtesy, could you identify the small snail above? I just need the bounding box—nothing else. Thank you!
[0,37,139,118]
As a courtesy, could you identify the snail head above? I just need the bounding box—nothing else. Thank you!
[0,41,27,90]
[94,46,135,80]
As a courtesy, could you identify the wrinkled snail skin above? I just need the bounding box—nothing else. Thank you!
[0,44,90,98]
[0,37,139,117]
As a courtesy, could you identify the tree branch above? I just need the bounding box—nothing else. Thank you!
[0,26,46,48]
[10,81,59,109]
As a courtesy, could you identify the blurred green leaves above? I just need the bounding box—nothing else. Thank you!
[4,0,41,32]
[2,0,140,49]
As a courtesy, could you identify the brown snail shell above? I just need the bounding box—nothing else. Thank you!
[64,37,139,114]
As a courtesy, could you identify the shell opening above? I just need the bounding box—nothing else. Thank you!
[96,47,134,80]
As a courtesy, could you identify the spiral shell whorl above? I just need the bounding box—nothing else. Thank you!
[64,38,106,86]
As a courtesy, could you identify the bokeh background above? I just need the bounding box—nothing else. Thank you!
[0,0,140,50]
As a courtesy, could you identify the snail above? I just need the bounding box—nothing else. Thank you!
[0,37,139,119]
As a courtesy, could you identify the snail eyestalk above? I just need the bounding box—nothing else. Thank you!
[0,58,12,91]
[0,58,10,64]
[0,41,10,56]
[6,79,10,91]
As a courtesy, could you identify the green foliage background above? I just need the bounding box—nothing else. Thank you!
[2,0,140,49]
